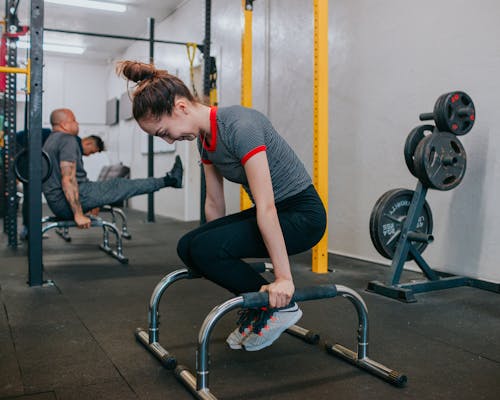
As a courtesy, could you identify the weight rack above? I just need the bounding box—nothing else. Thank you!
[367,91,500,302]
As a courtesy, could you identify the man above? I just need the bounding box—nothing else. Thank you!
[18,130,105,240]
[80,135,105,156]
[42,108,182,229]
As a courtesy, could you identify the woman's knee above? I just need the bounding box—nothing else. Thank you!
[177,233,193,264]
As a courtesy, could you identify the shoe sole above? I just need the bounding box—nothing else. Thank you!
[226,341,242,350]
[242,309,303,352]
[226,331,248,350]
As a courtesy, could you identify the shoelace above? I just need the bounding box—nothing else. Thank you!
[236,308,260,334]
[251,307,276,335]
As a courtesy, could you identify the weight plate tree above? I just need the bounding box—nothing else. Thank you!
[413,131,467,191]
[369,188,433,260]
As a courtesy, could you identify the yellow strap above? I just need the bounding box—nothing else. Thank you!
[209,88,218,106]
[186,43,198,98]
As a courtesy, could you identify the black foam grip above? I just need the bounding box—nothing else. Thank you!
[242,285,338,308]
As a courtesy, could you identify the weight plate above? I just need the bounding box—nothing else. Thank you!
[404,125,435,177]
[413,132,467,191]
[14,149,53,183]
[369,189,433,260]
[434,91,475,135]
[369,190,398,258]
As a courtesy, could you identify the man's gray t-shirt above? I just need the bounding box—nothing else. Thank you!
[43,131,89,205]
[198,106,311,203]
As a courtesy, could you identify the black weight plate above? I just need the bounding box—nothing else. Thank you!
[433,93,448,128]
[369,190,397,258]
[369,189,433,260]
[434,91,475,135]
[413,132,467,191]
[404,125,435,177]
[14,149,53,183]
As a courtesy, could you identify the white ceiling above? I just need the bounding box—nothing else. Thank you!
[16,0,187,62]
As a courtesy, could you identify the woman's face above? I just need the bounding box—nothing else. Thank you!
[138,102,198,144]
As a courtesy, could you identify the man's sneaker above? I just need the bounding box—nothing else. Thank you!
[226,308,259,350]
[165,155,183,188]
[242,304,303,352]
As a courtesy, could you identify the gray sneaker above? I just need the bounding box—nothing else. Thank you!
[226,308,259,350]
[165,155,183,188]
[242,304,303,352]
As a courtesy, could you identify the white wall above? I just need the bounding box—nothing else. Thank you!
[43,55,108,129]
[326,0,500,283]
[103,0,499,283]
[16,55,110,174]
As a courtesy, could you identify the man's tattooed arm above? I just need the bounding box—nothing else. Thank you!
[60,161,91,228]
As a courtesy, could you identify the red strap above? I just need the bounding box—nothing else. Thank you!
[205,106,218,151]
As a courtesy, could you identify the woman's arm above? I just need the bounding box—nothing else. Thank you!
[244,151,294,308]
[203,164,226,222]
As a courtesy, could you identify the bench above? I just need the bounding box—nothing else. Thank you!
[41,215,128,264]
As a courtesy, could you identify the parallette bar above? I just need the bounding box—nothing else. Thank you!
[325,343,407,387]
[241,284,338,308]
[175,365,218,400]
[286,324,320,344]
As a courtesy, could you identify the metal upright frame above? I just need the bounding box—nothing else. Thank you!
[2,0,19,248]
[27,0,44,286]
[199,0,212,224]
[147,18,155,223]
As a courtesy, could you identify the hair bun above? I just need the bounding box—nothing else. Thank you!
[116,61,156,83]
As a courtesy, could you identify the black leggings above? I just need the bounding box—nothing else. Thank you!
[177,185,327,295]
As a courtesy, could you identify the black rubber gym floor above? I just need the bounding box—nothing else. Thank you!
[1,209,499,400]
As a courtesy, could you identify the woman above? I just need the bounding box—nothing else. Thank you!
[117,61,327,352]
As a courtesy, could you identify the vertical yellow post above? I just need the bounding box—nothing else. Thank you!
[240,0,253,210]
[312,0,329,273]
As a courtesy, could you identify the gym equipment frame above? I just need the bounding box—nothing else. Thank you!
[136,267,407,399]
[42,215,128,264]
[367,181,500,302]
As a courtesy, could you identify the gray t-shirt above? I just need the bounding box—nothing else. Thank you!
[199,106,312,203]
[43,131,88,204]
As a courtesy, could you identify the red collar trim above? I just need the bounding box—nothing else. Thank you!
[204,106,218,152]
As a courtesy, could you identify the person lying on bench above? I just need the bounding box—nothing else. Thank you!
[42,108,183,229]
[117,61,327,351]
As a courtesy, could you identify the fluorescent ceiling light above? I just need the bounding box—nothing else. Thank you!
[45,0,127,13]
[18,40,86,55]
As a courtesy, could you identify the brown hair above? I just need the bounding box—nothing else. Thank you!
[116,61,195,121]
